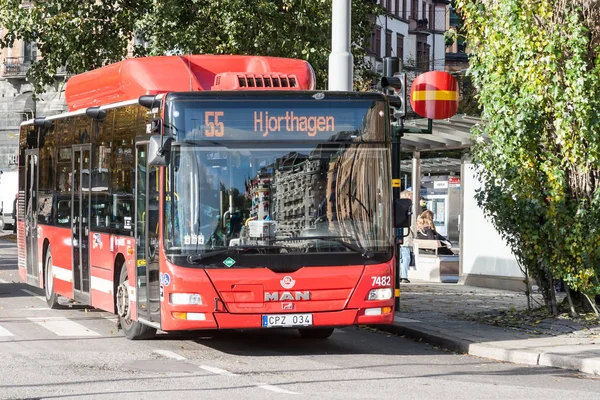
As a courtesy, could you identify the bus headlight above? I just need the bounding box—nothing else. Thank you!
[367,288,393,301]
[170,293,203,305]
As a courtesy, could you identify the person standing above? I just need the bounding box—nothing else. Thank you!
[399,190,414,283]
[12,194,17,233]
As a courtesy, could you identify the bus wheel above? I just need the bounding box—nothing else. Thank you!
[298,328,335,339]
[45,249,59,309]
[116,267,156,340]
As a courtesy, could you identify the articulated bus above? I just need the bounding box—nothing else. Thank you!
[17,55,400,340]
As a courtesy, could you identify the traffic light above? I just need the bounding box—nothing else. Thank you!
[381,73,406,118]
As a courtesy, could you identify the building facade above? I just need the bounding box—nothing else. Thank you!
[367,0,450,77]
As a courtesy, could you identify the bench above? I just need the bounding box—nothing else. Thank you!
[409,239,459,283]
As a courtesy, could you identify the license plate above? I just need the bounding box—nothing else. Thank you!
[262,313,313,328]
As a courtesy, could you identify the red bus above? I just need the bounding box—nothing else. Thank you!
[17,55,399,340]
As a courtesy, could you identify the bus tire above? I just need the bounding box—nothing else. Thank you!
[45,249,60,309]
[298,328,335,339]
[117,266,156,340]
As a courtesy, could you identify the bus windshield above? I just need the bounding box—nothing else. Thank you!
[164,95,392,265]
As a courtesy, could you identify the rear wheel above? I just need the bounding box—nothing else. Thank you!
[116,266,156,340]
[44,249,60,309]
[298,328,335,339]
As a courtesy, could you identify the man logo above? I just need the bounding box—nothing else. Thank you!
[282,302,294,310]
[280,275,295,289]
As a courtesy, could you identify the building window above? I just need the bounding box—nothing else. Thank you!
[411,0,419,19]
[386,30,392,57]
[422,1,426,20]
[403,0,407,19]
[24,41,37,63]
[429,5,435,30]
[395,0,399,17]
[386,0,392,11]
[396,34,404,61]
[416,34,429,71]
[369,26,382,57]
[449,6,459,27]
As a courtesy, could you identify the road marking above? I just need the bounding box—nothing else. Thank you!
[19,307,50,311]
[256,384,300,394]
[199,365,238,376]
[153,350,186,361]
[394,316,422,323]
[28,317,101,337]
[0,325,15,337]
[21,289,46,303]
[152,351,301,395]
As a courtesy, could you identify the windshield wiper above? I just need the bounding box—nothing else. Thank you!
[187,245,282,264]
[278,236,374,258]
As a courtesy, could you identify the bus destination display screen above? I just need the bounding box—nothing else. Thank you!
[169,99,386,142]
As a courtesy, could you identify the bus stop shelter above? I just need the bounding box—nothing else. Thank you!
[399,114,483,228]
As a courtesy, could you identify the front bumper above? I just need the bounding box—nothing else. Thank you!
[160,308,394,331]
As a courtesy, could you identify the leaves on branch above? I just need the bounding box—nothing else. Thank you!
[0,0,383,93]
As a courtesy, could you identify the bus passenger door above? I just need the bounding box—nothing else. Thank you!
[135,143,161,324]
[24,149,39,286]
[72,145,92,303]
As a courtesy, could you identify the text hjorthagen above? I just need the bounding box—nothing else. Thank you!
[254,111,335,137]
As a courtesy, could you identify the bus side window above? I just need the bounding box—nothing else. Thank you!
[112,195,134,233]
[91,195,111,229]
[57,200,70,225]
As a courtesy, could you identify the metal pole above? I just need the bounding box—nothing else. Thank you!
[411,151,421,229]
[328,0,353,91]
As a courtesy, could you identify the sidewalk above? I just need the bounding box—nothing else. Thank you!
[385,282,600,376]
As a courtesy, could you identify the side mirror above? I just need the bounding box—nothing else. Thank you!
[85,107,107,121]
[148,135,173,166]
[394,199,412,228]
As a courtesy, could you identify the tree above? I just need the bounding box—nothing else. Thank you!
[457,0,600,315]
[0,0,382,93]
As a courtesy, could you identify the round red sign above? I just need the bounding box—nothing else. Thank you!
[409,71,459,120]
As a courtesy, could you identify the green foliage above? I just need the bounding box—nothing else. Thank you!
[0,0,382,92]
[457,0,600,306]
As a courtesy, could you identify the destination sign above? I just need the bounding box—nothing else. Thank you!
[170,99,385,142]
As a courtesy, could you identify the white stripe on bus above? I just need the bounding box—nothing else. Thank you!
[53,266,73,283]
[129,286,136,302]
[91,276,113,294]
[28,317,101,337]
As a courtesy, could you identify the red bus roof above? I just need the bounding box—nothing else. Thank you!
[64,55,316,112]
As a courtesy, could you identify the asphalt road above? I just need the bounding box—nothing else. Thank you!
[1,235,600,399]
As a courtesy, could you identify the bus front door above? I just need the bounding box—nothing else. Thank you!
[24,149,39,286]
[72,146,91,303]
[135,143,161,325]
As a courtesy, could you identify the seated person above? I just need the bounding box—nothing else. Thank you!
[416,211,454,255]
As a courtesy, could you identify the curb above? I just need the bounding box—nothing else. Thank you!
[376,323,600,376]
[376,323,471,354]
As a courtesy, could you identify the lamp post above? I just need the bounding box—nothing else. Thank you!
[328,0,353,91]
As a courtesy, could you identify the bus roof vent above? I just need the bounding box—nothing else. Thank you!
[212,73,300,91]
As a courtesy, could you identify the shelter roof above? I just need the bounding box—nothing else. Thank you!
[401,114,483,152]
